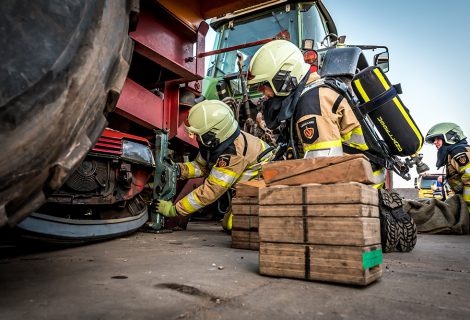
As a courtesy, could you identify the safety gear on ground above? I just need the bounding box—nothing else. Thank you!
[221,211,233,232]
[175,131,273,216]
[185,100,238,147]
[247,40,310,97]
[155,199,178,218]
[425,122,466,145]
[293,75,368,158]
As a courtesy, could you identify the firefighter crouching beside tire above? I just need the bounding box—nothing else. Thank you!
[425,122,470,212]
[155,100,274,231]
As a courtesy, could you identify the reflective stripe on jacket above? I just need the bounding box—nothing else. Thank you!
[446,146,470,208]
[294,76,368,158]
[176,131,272,216]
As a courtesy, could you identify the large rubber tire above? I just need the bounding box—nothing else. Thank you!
[379,208,399,253]
[0,1,135,227]
[395,210,418,252]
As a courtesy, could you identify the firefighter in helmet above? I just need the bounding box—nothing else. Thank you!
[155,100,273,230]
[425,122,470,211]
[246,40,385,187]
[247,40,368,157]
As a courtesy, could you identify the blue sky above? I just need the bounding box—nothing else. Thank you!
[205,1,470,187]
[323,0,470,186]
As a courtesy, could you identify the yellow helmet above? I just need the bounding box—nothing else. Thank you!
[186,100,238,147]
[248,40,310,97]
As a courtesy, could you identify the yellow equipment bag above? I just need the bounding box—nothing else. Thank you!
[352,66,423,157]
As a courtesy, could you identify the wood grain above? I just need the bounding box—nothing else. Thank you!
[259,242,382,285]
[232,214,259,230]
[232,230,259,250]
[235,180,266,198]
[259,204,379,218]
[258,216,380,246]
[259,182,379,206]
[262,154,374,186]
[232,204,259,216]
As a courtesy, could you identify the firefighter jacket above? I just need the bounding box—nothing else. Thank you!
[445,145,470,209]
[293,77,369,158]
[175,129,272,216]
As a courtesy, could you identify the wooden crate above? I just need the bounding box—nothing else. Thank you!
[231,180,265,250]
[232,230,259,250]
[259,242,382,286]
[262,154,375,186]
[258,182,382,286]
[259,182,379,206]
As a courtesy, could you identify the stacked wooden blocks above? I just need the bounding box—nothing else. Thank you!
[231,180,265,250]
[258,155,383,286]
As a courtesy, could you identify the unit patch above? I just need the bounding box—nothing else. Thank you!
[216,155,231,168]
[454,153,469,166]
[298,117,319,144]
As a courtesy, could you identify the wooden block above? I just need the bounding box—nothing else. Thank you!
[259,204,379,218]
[235,180,266,198]
[232,197,259,205]
[232,204,259,216]
[262,154,375,186]
[232,214,259,230]
[259,216,380,246]
[231,230,259,250]
[259,182,378,206]
[259,242,382,285]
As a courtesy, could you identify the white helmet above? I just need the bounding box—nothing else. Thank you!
[248,40,310,96]
[186,100,238,147]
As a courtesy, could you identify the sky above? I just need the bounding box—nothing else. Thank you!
[205,0,470,188]
[322,0,470,187]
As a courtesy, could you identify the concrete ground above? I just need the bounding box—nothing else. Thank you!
[1,221,469,320]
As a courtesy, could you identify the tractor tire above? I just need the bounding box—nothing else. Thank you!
[394,210,418,252]
[0,0,137,227]
[379,207,399,253]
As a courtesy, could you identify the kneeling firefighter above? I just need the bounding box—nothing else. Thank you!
[155,100,274,230]
[246,40,385,186]
[425,122,470,211]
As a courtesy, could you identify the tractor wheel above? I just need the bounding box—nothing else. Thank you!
[395,212,418,252]
[0,0,137,227]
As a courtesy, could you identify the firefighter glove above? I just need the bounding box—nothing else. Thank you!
[155,199,178,218]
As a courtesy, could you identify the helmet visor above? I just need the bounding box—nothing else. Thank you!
[425,134,443,144]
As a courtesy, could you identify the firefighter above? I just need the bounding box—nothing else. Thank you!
[425,122,470,211]
[155,100,273,230]
[246,40,385,186]
[247,40,368,158]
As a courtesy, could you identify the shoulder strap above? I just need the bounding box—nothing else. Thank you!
[240,131,248,156]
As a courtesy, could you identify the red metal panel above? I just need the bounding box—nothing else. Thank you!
[100,128,151,145]
[176,108,198,148]
[115,78,164,130]
[94,142,121,150]
[163,81,180,139]
[130,9,203,82]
